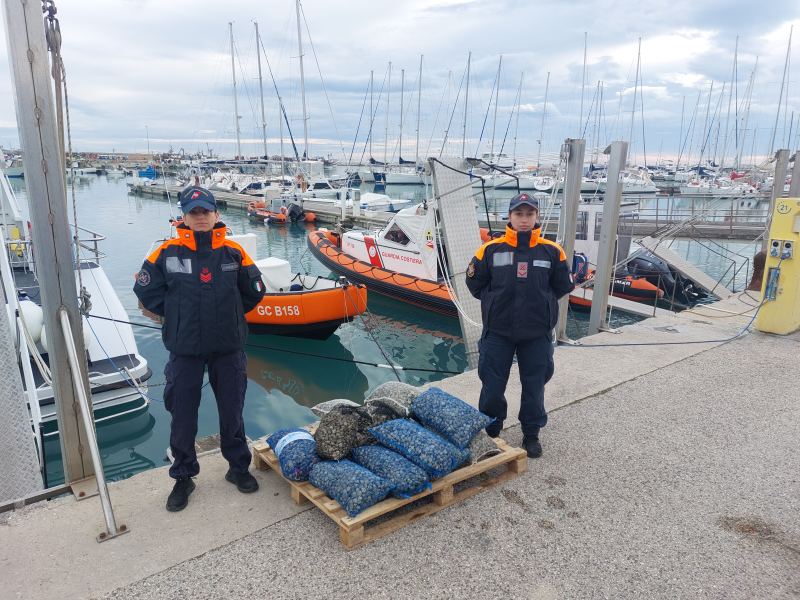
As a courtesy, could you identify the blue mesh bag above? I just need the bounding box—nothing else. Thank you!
[413,387,494,450]
[309,460,396,518]
[370,419,465,477]
[351,445,431,499]
[265,428,320,482]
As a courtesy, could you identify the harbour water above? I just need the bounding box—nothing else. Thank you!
[7,176,758,485]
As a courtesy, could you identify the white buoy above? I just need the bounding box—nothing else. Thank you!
[18,299,44,343]
[40,318,92,353]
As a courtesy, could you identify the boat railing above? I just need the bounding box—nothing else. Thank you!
[69,222,108,261]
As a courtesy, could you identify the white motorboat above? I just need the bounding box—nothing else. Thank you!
[0,172,151,439]
[358,192,413,213]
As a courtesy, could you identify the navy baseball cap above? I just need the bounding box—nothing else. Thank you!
[508,193,539,212]
[179,186,217,214]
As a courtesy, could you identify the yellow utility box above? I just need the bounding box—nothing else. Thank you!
[755,198,800,334]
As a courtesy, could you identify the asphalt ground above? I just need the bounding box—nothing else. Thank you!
[103,329,800,600]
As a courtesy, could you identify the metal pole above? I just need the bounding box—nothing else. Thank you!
[588,141,628,335]
[490,56,502,159]
[59,309,127,542]
[254,21,268,159]
[762,148,789,251]
[416,56,423,165]
[2,0,94,483]
[399,69,404,161]
[537,72,550,168]
[462,51,470,158]
[555,138,586,343]
[789,152,800,197]
[229,23,242,160]
[295,0,309,159]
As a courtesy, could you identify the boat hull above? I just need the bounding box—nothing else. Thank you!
[245,282,367,340]
[308,230,457,316]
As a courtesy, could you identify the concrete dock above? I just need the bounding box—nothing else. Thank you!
[2,294,798,599]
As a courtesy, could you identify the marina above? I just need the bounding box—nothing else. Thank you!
[1,0,799,598]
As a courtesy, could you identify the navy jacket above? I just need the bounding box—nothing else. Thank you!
[134,222,265,357]
[465,224,575,341]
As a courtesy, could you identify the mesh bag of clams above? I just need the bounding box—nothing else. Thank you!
[351,445,431,499]
[314,409,360,461]
[413,387,494,450]
[308,459,396,518]
[265,428,320,482]
[311,399,360,418]
[465,429,501,465]
[369,419,469,477]
[364,381,422,417]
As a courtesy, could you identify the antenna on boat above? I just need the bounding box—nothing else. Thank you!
[399,68,404,162]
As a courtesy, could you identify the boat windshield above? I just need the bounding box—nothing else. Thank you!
[383,224,411,246]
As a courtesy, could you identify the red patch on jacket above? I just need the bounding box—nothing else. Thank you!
[200,267,212,283]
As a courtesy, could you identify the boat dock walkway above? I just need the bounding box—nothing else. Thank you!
[129,184,765,240]
[3,294,798,599]
[638,236,733,299]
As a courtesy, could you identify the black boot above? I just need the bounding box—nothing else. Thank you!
[225,468,259,493]
[166,477,196,512]
[523,435,542,458]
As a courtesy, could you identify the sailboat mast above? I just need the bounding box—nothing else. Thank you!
[592,80,600,162]
[399,69,404,161]
[370,71,373,161]
[513,72,523,168]
[279,96,285,178]
[416,55,423,165]
[254,22,268,159]
[295,0,309,159]
[580,32,587,138]
[627,37,641,159]
[720,37,737,172]
[769,26,792,153]
[698,81,713,166]
[462,51,470,157]
[490,55,502,159]
[537,71,550,168]
[229,22,242,160]
[385,62,392,166]
[677,95,685,170]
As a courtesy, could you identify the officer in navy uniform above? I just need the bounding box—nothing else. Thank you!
[134,187,266,511]
[465,193,574,457]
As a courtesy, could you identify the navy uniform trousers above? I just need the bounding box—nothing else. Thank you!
[163,349,252,480]
[478,331,555,438]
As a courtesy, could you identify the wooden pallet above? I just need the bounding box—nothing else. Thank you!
[252,437,527,550]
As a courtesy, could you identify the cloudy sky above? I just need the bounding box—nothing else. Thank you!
[1,0,799,165]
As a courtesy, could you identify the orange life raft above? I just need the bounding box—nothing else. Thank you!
[247,201,315,225]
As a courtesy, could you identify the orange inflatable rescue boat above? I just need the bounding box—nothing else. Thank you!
[247,200,315,226]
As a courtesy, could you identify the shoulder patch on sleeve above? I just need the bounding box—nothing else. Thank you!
[467,262,475,277]
[136,269,151,287]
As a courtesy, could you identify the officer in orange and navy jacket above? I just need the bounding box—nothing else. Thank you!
[465,193,574,458]
[134,186,265,512]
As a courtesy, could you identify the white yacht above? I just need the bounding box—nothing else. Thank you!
[1,172,151,442]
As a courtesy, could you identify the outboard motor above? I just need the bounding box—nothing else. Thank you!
[286,203,305,223]
[627,251,708,305]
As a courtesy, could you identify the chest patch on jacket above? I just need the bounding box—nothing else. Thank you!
[200,267,212,283]
[166,257,192,274]
[533,260,551,269]
[221,262,239,272]
[492,252,514,267]
[517,262,528,278]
